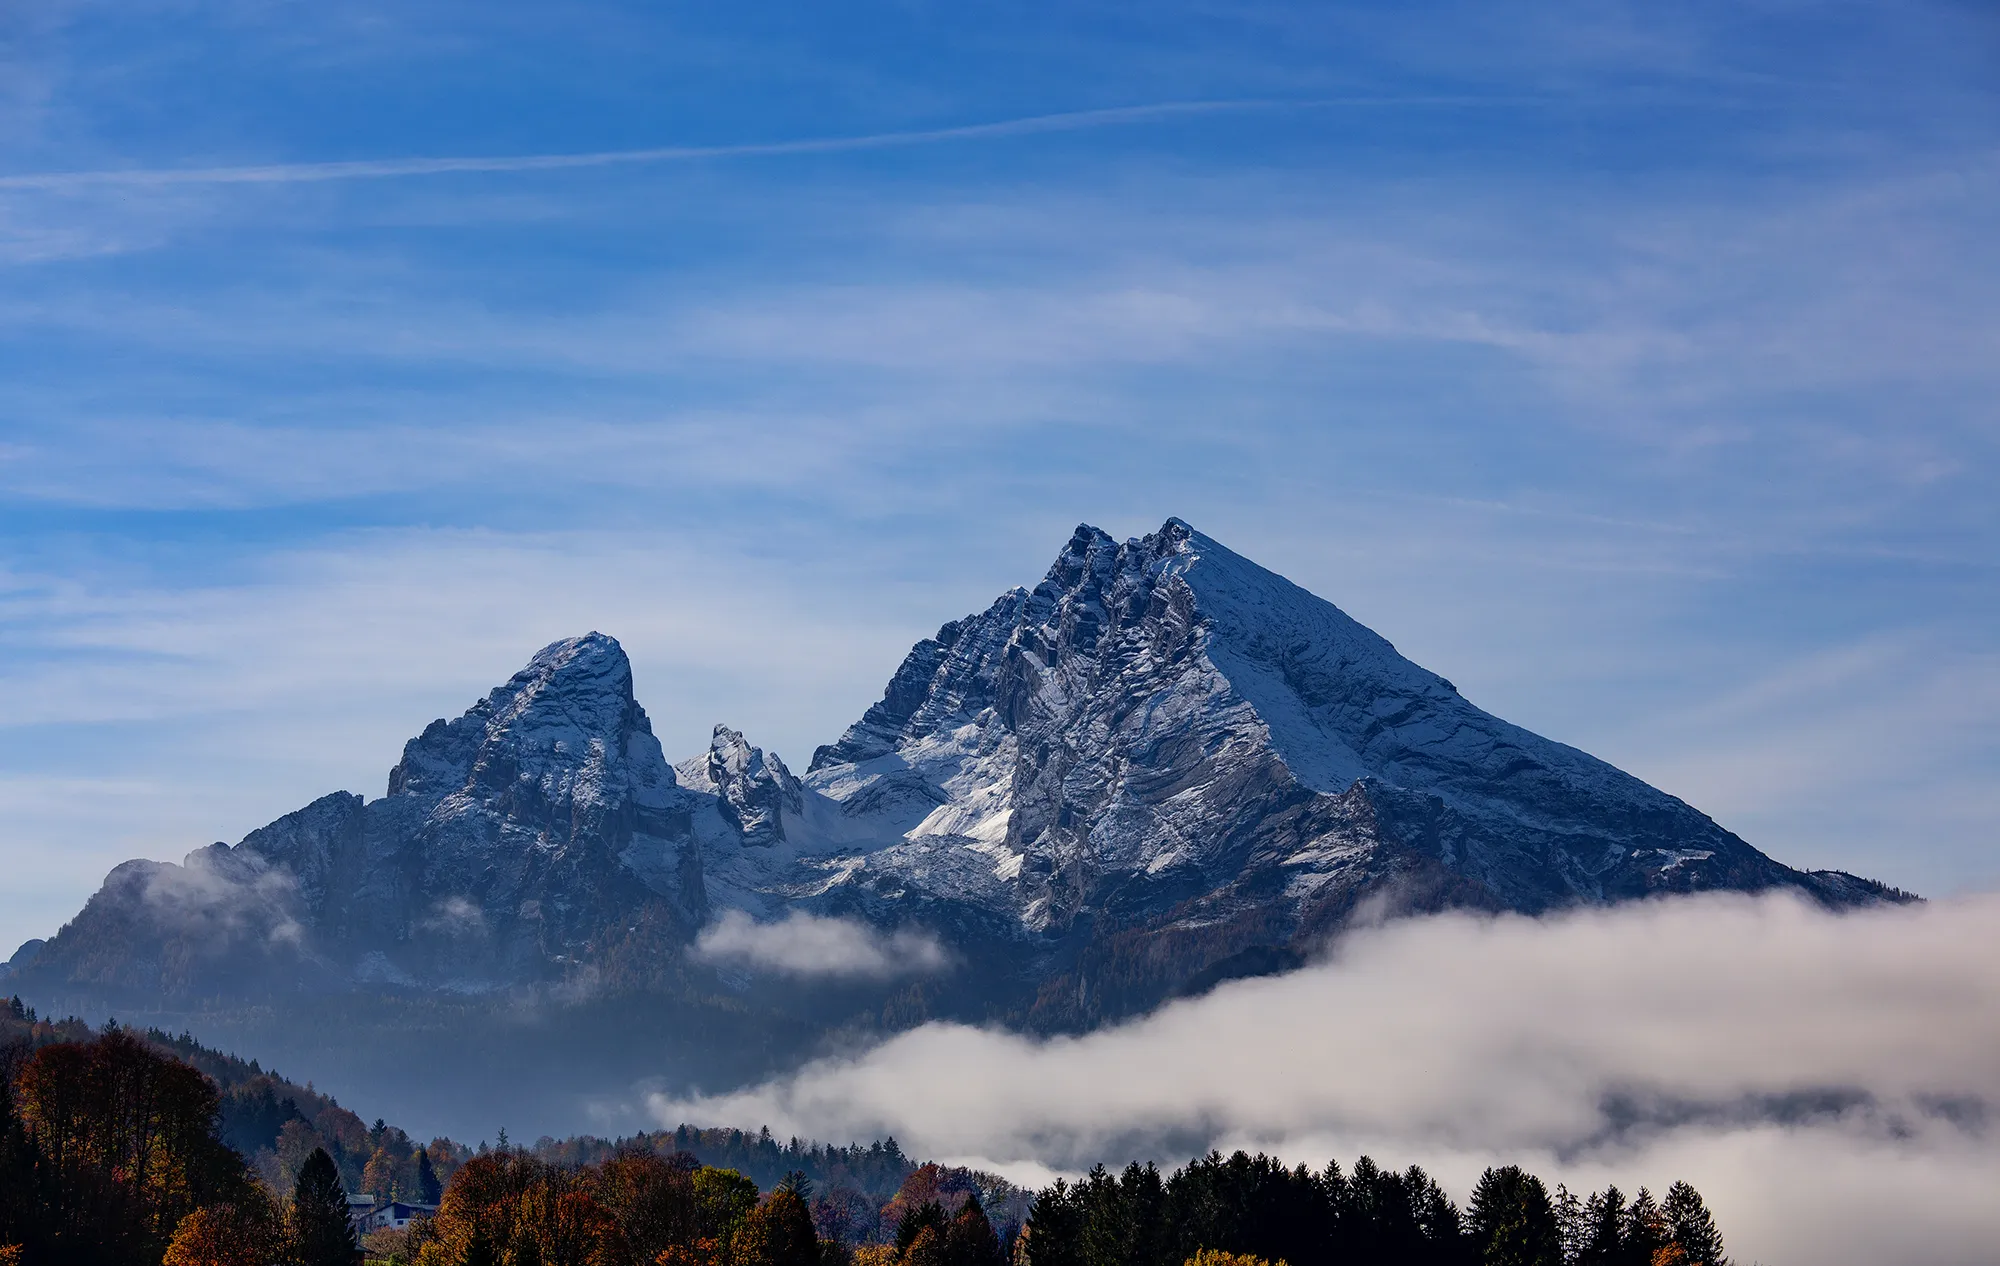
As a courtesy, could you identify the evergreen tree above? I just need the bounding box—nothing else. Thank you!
[1467,1166,1562,1266]
[1551,1185,1588,1266]
[1662,1183,1727,1266]
[290,1146,358,1266]
[1078,1162,1167,1266]
[1619,1189,1666,1266]
[897,1200,952,1254]
[419,1147,444,1204]
[1403,1166,1464,1265]
[1024,1181,1083,1266]
[1578,1187,1626,1266]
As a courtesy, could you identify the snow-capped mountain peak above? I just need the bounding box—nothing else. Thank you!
[18,521,1901,1028]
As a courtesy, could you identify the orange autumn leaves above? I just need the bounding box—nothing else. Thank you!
[409,1149,827,1266]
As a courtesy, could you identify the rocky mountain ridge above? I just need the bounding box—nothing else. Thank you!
[11,519,1901,1028]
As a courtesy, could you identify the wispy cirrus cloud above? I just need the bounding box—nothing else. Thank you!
[0,99,1433,191]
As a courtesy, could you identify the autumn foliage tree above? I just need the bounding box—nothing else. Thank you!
[1182,1253,1284,1266]
[161,1195,283,1266]
[735,1187,821,1266]
[411,1147,770,1266]
[5,1028,252,1266]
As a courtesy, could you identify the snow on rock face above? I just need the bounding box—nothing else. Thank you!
[685,725,804,848]
[369,632,708,971]
[803,519,1897,947]
[27,633,709,996]
[24,524,1902,1014]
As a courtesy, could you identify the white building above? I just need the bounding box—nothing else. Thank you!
[362,1200,438,1232]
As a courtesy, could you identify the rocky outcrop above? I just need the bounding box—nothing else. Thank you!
[678,725,805,849]
[23,633,708,997]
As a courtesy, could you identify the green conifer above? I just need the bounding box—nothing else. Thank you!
[419,1147,444,1205]
[290,1146,358,1266]
[1621,1188,1666,1266]
[1663,1182,1727,1266]
[1578,1186,1625,1266]
[1466,1166,1561,1266]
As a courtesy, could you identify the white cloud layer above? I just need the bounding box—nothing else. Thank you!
[651,892,2000,1266]
[692,909,953,980]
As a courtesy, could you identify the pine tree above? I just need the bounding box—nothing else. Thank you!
[1578,1187,1625,1266]
[1467,1166,1562,1266]
[419,1147,444,1204]
[897,1200,951,1254]
[1552,1185,1588,1266]
[1023,1181,1083,1266]
[290,1146,358,1266]
[1619,1190,1666,1266]
[1662,1182,1726,1266]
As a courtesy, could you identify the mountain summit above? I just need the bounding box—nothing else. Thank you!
[13,520,1900,1065]
[777,518,1893,1019]
[810,519,1882,917]
[24,632,705,997]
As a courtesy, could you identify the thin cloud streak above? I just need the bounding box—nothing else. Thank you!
[693,910,952,980]
[0,98,1475,191]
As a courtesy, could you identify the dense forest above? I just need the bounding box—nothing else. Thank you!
[2,998,1729,1266]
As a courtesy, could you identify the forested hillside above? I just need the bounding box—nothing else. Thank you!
[1,997,467,1201]
[3,997,1728,1266]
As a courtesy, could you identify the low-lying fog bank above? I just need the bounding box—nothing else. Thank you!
[649,891,2000,1266]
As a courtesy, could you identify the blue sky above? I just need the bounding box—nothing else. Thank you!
[0,0,1995,954]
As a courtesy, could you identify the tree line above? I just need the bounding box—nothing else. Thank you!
[391,1145,1727,1266]
[2,997,1730,1266]
[532,1127,918,1209]
[1020,1153,1727,1266]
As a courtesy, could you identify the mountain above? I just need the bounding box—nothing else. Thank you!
[774,519,1894,1020]
[23,633,705,998]
[8,519,1903,1131]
